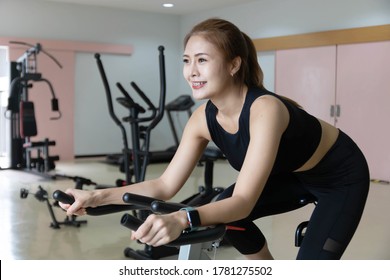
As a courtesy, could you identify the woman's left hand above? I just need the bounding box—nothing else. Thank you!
[131,211,188,247]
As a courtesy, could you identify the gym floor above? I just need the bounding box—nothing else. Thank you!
[0,157,389,260]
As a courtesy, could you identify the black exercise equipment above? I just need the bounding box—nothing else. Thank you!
[52,188,317,254]
[95,48,189,185]
[6,41,61,175]
[20,185,87,229]
[52,190,226,260]
[52,189,137,215]
[19,173,107,229]
[104,92,194,167]
[165,94,194,147]
[121,192,226,260]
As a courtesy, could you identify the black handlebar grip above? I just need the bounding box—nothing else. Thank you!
[122,192,157,207]
[52,190,139,216]
[150,200,186,213]
[121,213,143,231]
[53,190,75,204]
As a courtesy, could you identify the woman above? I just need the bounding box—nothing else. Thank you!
[61,18,370,260]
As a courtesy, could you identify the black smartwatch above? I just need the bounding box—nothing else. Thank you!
[180,207,201,232]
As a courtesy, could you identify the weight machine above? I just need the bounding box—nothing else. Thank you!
[6,41,62,175]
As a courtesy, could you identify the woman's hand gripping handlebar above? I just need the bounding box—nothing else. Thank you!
[121,193,226,247]
[52,190,139,216]
[53,190,228,248]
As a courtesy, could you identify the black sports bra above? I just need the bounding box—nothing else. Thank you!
[205,87,322,174]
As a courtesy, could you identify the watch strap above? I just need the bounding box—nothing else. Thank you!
[180,207,201,232]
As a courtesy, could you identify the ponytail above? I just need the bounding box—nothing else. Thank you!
[240,32,264,89]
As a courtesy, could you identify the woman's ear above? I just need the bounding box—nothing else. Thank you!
[230,56,242,76]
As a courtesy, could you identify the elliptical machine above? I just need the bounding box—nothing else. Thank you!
[94,46,225,259]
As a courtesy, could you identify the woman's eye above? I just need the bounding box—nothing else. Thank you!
[198,58,207,63]
[183,58,189,64]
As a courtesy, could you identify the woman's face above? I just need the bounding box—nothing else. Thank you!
[183,35,233,100]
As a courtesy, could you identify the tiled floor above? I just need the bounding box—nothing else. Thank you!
[0,157,389,260]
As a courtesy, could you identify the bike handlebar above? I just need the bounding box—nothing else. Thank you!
[52,190,139,216]
[52,190,226,247]
[120,212,226,247]
[121,192,226,246]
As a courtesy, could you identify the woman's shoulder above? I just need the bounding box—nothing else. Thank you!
[186,100,218,131]
[187,102,210,134]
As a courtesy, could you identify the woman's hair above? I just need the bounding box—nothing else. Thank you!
[184,18,301,108]
[184,18,264,89]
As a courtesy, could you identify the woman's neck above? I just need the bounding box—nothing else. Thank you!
[212,84,248,134]
[212,84,247,117]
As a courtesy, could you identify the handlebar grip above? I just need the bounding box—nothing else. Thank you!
[121,213,143,231]
[52,190,139,216]
[122,192,157,207]
[150,200,186,213]
[53,190,74,204]
[122,192,186,213]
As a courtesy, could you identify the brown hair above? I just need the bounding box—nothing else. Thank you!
[184,18,301,108]
[184,18,264,89]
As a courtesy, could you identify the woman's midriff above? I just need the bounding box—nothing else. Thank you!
[294,119,339,172]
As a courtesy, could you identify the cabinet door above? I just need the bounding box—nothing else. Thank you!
[275,46,336,124]
[336,41,390,181]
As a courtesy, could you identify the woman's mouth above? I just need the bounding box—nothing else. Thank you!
[192,81,206,89]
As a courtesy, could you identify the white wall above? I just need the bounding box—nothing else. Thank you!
[178,0,390,95]
[1,0,389,156]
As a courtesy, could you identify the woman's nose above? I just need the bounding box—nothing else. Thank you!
[190,65,199,77]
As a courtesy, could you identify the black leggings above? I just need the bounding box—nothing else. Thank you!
[216,130,370,259]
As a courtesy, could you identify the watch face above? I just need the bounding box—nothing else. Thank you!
[188,209,201,228]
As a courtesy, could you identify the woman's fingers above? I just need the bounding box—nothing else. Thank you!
[57,189,88,216]
[131,214,181,246]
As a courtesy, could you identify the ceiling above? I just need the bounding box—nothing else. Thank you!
[39,0,258,15]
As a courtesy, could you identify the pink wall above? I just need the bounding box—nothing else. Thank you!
[1,37,132,161]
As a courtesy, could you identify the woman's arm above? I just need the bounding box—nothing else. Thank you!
[63,104,210,216]
[131,96,291,247]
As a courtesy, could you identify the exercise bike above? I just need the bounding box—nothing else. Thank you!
[94,46,225,259]
[52,189,316,259]
[53,190,226,260]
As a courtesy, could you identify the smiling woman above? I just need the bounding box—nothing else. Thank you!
[57,18,370,261]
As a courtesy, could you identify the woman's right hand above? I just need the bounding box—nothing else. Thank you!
[58,188,97,216]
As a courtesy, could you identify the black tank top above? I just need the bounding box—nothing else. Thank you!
[205,87,322,174]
